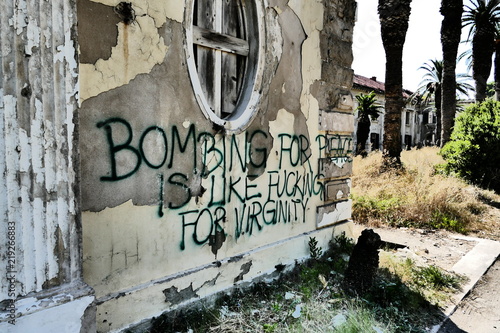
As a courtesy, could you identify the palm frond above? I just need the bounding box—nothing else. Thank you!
[355,92,383,121]
[463,0,500,41]
[412,59,474,107]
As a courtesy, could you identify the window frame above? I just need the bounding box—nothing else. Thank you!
[184,0,266,132]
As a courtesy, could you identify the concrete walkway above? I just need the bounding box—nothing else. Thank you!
[436,238,500,333]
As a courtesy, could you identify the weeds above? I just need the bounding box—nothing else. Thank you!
[333,304,394,333]
[148,232,463,333]
[378,252,465,308]
[411,265,462,291]
[308,237,323,260]
[429,211,467,233]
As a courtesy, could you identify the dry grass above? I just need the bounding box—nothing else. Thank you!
[352,147,500,240]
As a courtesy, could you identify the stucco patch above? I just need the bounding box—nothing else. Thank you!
[77,0,121,64]
[288,0,324,33]
[79,15,168,102]
[267,6,306,114]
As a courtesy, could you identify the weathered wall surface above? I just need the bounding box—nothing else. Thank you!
[0,0,94,331]
[78,0,356,331]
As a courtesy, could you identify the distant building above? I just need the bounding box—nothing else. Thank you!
[352,74,438,152]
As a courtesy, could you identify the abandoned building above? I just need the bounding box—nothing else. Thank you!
[1,0,358,331]
[352,74,439,152]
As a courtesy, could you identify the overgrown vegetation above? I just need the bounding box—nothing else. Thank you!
[146,233,463,333]
[352,147,500,236]
[440,99,500,193]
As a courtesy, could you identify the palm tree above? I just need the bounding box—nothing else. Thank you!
[414,59,473,145]
[378,0,412,170]
[463,0,500,102]
[355,92,382,157]
[440,0,463,145]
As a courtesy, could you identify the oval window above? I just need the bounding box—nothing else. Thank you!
[185,0,264,131]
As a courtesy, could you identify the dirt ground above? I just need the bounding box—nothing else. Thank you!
[368,227,478,271]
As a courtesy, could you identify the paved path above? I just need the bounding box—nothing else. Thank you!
[438,257,500,333]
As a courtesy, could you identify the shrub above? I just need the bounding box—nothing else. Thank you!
[440,99,500,193]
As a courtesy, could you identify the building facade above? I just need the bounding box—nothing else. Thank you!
[1,1,357,331]
[352,74,438,152]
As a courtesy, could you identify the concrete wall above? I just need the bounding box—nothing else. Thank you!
[78,0,356,331]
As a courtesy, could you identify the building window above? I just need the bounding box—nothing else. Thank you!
[185,0,265,131]
[405,111,411,125]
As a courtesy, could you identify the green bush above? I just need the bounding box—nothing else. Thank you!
[429,210,467,234]
[440,99,500,193]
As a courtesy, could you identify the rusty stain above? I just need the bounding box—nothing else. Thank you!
[123,25,129,81]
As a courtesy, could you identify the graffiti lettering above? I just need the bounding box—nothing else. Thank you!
[168,173,191,209]
[169,124,197,169]
[179,207,226,251]
[316,133,353,162]
[97,118,142,181]
[98,119,270,180]
[140,126,168,169]
[158,174,164,217]
[96,118,352,251]
[267,170,323,201]
[278,134,312,170]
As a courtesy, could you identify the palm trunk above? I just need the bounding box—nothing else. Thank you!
[495,38,500,101]
[440,0,462,146]
[378,0,412,169]
[383,53,404,167]
[356,118,371,156]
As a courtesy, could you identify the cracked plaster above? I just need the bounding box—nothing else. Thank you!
[88,0,184,26]
[79,14,168,102]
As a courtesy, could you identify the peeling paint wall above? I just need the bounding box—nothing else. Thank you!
[77,0,357,331]
[0,0,94,331]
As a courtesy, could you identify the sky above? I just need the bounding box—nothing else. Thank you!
[352,0,488,93]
